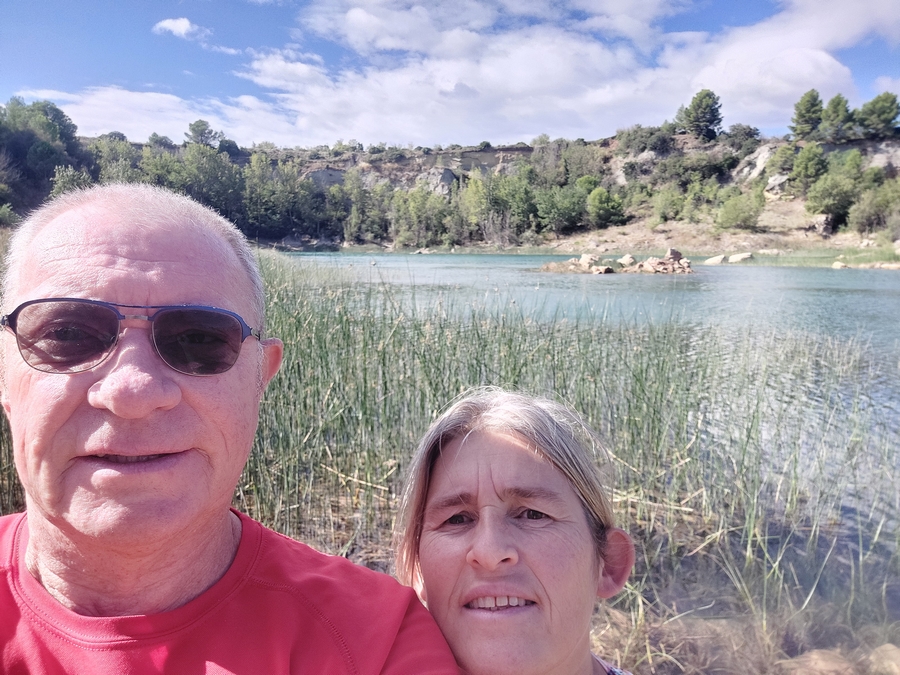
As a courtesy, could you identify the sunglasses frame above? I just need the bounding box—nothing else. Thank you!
[0,297,261,376]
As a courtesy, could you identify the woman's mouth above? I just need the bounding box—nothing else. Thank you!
[466,596,534,610]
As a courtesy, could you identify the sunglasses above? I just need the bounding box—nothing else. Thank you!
[0,298,261,376]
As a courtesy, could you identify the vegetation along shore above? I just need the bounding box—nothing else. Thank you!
[2,87,900,264]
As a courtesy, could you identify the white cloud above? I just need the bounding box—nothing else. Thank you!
[875,76,900,94]
[25,0,900,147]
[152,17,241,55]
[152,18,208,41]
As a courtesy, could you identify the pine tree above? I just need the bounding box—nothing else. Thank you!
[819,94,854,143]
[855,92,899,139]
[674,90,723,140]
[789,89,823,140]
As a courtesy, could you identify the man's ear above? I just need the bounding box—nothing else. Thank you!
[597,528,635,599]
[260,338,283,387]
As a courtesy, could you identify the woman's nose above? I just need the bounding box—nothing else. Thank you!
[465,516,519,570]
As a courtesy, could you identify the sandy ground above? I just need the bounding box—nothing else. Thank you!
[545,199,871,257]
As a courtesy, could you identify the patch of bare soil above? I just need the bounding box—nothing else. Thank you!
[545,199,868,257]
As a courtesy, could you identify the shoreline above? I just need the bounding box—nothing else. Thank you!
[266,199,900,268]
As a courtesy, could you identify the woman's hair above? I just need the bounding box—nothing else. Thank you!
[394,386,616,588]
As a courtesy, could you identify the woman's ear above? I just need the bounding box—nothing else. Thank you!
[596,528,635,599]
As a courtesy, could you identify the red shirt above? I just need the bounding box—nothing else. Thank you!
[0,511,460,674]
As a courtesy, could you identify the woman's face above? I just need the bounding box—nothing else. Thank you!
[418,430,605,675]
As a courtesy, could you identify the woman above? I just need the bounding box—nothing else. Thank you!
[395,388,635,675]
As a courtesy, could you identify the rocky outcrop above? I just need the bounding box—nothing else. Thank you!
[540,248,692,274]
[620,248,693,274]
[728,252,754,263]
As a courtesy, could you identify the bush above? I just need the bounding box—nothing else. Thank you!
[848,179,900,234]
[616,124,676,156]
[0,203,20,226]
[806,173,859,224]
[652,187,684,223]
[767,144,797,175]
[717,193,762,229]
[586,186,626,228]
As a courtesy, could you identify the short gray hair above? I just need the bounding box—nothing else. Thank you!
[394,386,616,588]
[1,183,265,329]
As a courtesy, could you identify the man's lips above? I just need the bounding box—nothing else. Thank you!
[466,595,535,610]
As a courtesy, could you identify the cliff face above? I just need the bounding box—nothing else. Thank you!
[302,144,535,195]
[300,136,900,197]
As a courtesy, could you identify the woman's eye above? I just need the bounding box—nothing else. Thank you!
[446,513,469,525]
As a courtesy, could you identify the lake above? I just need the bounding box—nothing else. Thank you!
[292,251,900,355]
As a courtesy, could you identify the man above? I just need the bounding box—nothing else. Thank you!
[0,184,459,673]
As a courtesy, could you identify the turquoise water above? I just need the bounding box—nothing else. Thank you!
[293,252,900,355]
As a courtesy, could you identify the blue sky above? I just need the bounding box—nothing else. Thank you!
[3,0,899,148]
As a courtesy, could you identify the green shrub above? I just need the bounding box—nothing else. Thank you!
[652,186,684,223]
[806,173,859,224]
[0,203,20,227]
[717,192,762,229]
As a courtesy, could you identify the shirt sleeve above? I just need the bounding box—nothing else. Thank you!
[378,592,461,674]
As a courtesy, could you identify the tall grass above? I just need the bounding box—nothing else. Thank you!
[0,247,896,670]
[237,251,900,669]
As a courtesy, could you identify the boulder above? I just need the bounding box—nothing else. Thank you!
[664,248,683,262]
[807,213,834,236]
[867,643,900,675]
[776,649,853,675]
[832,261,849,269]
[592,266,615,274]
[579,253,600,268]
[617,253,636,267]
[728,252,753,263]
[765,173,790,197]
[703,254,726,265]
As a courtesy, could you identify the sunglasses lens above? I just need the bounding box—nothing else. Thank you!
[152,309,244,375]
[13,301,119,373]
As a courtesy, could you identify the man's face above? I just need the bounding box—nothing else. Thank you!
[1,201,282,542]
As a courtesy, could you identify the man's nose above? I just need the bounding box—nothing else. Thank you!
[87,327,182,418]
[465,515,519,570]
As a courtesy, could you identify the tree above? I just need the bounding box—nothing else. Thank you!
[185,119,224,147]
[148,132,176,149]
[767,144,797,174]
[586,187,625,228]
[720,124,761,156]
[855,92,899,140]
[674,90,723,140]
[806,173,859,224]
[819,94,854,143]
[50,165,93,197]
[176,143,244,222]
[789,142,827,194]
[717,192,762,229]
[89,134,141,183]
[789,89,823,140]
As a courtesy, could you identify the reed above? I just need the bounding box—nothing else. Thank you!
[240,250,900,667]
[0,247,896,670]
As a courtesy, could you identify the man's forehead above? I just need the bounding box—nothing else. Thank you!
[12,201,246,305]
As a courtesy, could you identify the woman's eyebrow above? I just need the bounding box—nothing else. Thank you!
[425,492,476,512]
[501,486,567,505]
[425,486,565,512]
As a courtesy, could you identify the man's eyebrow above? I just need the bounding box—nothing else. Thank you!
[425,486,566,512]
